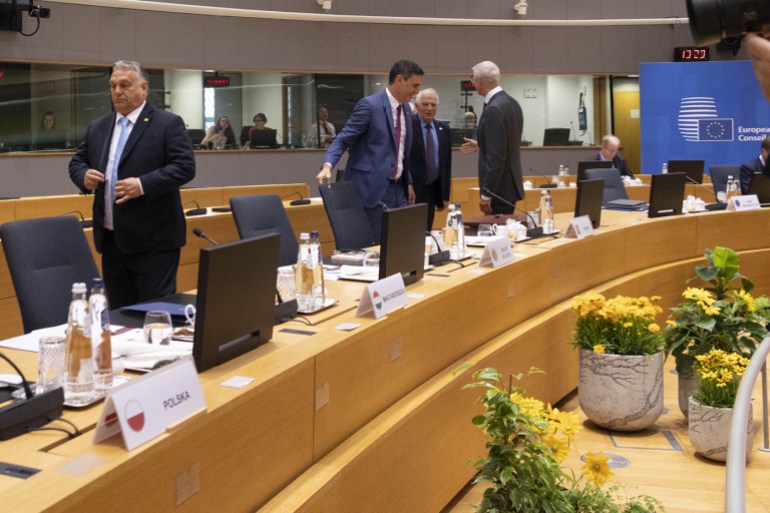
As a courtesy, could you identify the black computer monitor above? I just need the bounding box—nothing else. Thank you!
[576,160,613,183]
[575,178,604,228]
[543,128,570,146]
[33,129,68,150]
[648,172,686,218]
[747,173,770,203]
[250,129,278,148]
[192,233,279,372]
[379,203,428,286]
[668,160,705,184]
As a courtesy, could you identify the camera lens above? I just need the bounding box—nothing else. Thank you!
[687,0,770,45]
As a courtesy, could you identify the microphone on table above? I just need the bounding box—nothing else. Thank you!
[684,175,727,211]
[0,350,65,441]
[184,200,207,217]
[527,167,558,189]
[482,188,547,239]
[281,192,311,206]
[192,229,298,323]
[192,228,220,246]
[59,210,93,229]
[426,231,450,266]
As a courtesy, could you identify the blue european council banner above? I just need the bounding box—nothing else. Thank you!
[640,61,770,175]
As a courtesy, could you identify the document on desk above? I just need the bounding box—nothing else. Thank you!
[0,324,67,352]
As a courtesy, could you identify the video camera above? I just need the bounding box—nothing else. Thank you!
[687,0,770,45]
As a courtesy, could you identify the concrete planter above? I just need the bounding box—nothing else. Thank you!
[578,349,664,431]
[688,397,754,462]
[678,370,697,419]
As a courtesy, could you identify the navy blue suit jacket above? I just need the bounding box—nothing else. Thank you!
[69,103,196,254]
[739,156,766,194]
[324,90,413,208]
[410,116,451,208]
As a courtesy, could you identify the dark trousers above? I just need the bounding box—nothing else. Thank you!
[416,181,441,231]
[101,230,180,309]
[490,196,514,215]
[365,180,408,244]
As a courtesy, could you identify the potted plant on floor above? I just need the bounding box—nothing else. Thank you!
[571,291,665,431]
[688,349,755,462]
[464,367,665,512]
[664,246,770,417]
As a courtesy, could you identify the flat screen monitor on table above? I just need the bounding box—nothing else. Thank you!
[379,203,428,286]
[575,178,604,229]
[747,173,770,204]
[192,233,280,372]
[668,159,705,184]
[543,128,570,146]
[576,160,613,183]
[250,129,278,148]
[648,172,686,218]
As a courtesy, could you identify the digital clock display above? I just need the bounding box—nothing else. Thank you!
[203,76,230,88]
[674,47,710,62]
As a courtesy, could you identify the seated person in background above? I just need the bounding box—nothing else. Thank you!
[243,113,275,149]
[201,115,236,149]
[33,111,69,150]
[739,136,770,194]
[590,134,633,178]
[463,110,477,140]
[306,106,336,148]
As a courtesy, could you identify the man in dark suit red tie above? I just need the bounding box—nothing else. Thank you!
[460,61,524,215]
[69,60,196,308]
[410,88,452,230]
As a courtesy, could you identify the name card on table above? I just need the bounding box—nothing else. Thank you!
[356,273,408,319]
[479,237,515,268]
[727,194,761,211]
[94,357,206,451]
[565,215,595,239]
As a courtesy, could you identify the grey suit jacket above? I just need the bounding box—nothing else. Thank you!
[477,90,524,209]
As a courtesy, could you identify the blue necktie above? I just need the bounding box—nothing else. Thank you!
[106,117,130,228]
[425,123,438,184]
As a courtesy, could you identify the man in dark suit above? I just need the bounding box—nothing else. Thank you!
[316,60,423,242]
[591,134,634,178]
[739,136,770,193]
[460,61,524,215]
[410,88,452,231]
[69,60,195,308]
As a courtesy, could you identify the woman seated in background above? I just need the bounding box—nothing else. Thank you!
[201,115,236,150]
[243,113,276,149]
[33,111,69,150]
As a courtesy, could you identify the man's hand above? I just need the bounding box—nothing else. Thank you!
[460,137,479,154]
[316,163,332,184]
[83,169,105,191]
[747,33,770,101]
[115,177,142,204]
[479,197,492,214]
[408,184,415,205]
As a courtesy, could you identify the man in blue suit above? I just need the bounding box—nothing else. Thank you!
[739,136,770,193]
[410,88,452,231]
[69,60,195,308]
[316,60,424,242]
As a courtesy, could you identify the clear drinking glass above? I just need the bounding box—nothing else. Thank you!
[363,251,380,270]
[276,266,296,301]
[143,310,173,345]
[36,335,66,395]
[477,224,494,237]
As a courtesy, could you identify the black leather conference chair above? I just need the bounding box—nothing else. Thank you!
[318,181,375,251]
[230,194,298,267]
[584,167,628,203]
[0,216,100,333]
[709,165,740,197]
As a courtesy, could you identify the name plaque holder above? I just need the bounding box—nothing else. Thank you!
[479,237,515,268]
[565,215,595,239]
[356,274,408,319]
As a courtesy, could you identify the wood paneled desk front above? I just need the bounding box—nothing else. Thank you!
[2,207,770,513]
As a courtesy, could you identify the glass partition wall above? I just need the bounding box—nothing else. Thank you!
[0,62,611,153]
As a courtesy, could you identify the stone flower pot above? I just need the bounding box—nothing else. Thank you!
[688,397,755,462]
[578,349,664,431]
[678,370,697,419]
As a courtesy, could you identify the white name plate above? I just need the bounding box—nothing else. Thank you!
[566,215,595,239]
[94,357,207,451]
[479,237,515,268]
[356,273,408,319]
[728,194,761,211]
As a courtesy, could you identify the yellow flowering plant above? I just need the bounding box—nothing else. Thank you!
[465,367,664,513]
[664,247,770,375]
[692,349,749,408]
[571,292,664,355]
